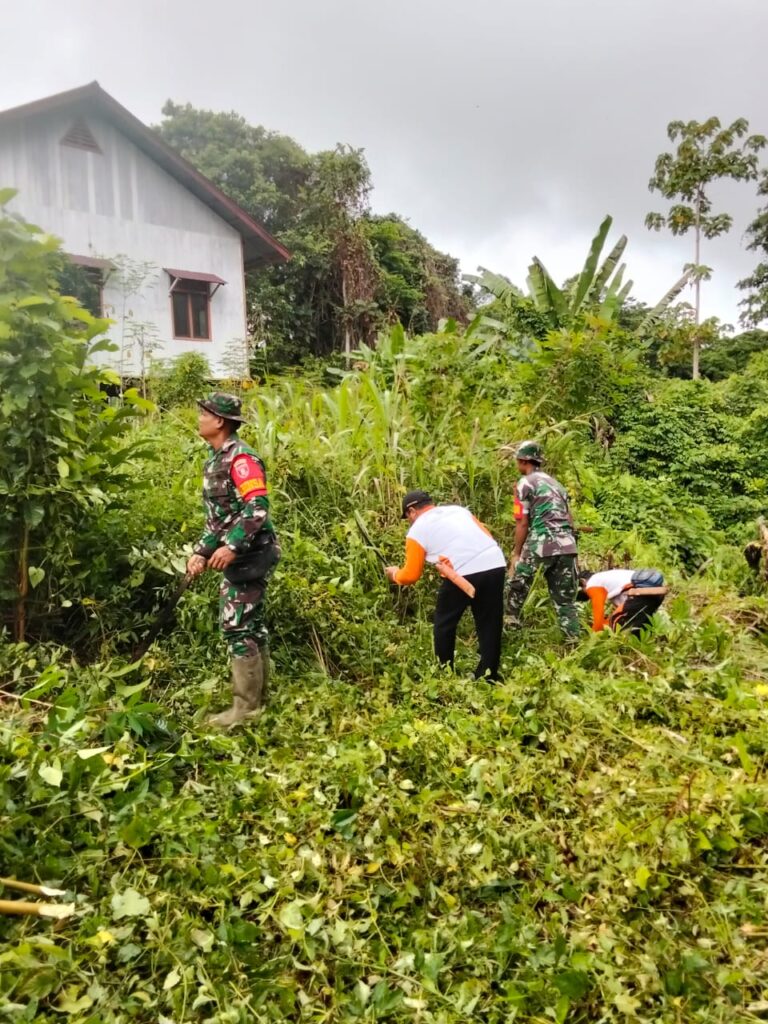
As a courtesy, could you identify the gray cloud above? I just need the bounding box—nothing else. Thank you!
[2,0,767,325]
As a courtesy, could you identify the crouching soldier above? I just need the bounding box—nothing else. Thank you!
[504,440,581,642]
[187,392,280,728]
[578,567,667,633]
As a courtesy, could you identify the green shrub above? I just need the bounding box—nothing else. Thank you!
[150,351,211,408]
[0,194,151,643]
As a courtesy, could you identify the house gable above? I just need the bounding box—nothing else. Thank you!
[0,82,289,267]
[0,109,240,240]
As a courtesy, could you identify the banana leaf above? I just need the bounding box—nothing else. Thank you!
[600,270,634,321]
[573,215,612,312]
[587,234,628,305]
[529,259,567,325]
[635,269,693,336]
[598,264,626,320]
[470,268,523,307]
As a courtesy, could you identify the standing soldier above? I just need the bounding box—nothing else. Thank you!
[504,440,581,642]
[186,392,280,728]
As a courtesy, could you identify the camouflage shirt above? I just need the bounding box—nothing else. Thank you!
[194,435,274,558]
[514,470,577,557]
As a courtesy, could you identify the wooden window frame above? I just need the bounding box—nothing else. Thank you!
[63,255,113,318]
[80,265,105,318]
[170,279,213,342]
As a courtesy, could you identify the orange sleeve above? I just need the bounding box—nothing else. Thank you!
[471,515,494,539]
[393,538,427,586]
[586,587,608,631]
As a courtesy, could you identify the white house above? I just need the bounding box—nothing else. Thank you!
[0,82,289,377]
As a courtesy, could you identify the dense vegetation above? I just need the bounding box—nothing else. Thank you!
[2,201,768,1023]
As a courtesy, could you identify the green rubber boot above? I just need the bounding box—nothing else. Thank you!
[207,649,266,729]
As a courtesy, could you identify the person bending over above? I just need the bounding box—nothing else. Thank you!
[385,490,506,681]
[578,567,666,633]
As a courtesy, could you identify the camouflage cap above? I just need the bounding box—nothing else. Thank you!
[510,439,545,463]
[197,391,246,424]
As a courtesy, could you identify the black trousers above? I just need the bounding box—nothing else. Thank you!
[611,594,664,634]
[433,566,505,681]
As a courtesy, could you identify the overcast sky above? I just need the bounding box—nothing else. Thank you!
[2,0,767,326]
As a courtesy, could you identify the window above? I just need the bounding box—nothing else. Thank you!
[58,256,111,316]
[165,270,226,341]
[171,278,211,340]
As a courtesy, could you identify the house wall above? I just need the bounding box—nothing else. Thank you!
[0,109,248,377]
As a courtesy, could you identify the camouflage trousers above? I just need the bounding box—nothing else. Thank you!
[506,550,581,641]
[219,579,268,658]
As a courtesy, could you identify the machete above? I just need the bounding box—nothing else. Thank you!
[132,573,192,659]
[353,510,389,567]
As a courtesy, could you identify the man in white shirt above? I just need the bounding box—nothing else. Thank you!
[385,490,507,680]
[578,568,666,633]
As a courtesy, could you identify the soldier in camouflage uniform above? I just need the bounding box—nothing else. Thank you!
[504,440,581,641]
[186,392,280,728]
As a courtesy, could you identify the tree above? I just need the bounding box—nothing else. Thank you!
[300,145,380,355]
[738,169,768,328]
[469,215,689,340]
[0,193,151,640]
[155,102,469,362]
[645,117,766,378]
[157,101,310,233]
[642,306,726,379]
[364,215,470,333]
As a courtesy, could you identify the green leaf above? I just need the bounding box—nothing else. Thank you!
[116,680,150,698]
[111,888,151,919]
[635,268,692,336]
[39,761,63,787]
[278,900,305,934]
[163,969,181,991]
[732,732,755,773]
[555,994,570,1024]
[554,969,591,999]
[56,987,94,1014]
[573,215,612,311]
[122,388,156,413]
[77,746,111,759]
[614,992,641,1016]
[634,865,651,890]
[529,258,567,324]
[371,981,403,1013]
[331,807,358,837]
[587,233,628,304]
[23,502,45,528]
[120,817,153,849]
[57,457,70,479]
[28,566,45,589]
[190,928,214,952]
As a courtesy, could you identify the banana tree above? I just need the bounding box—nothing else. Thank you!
[468,215,690,336]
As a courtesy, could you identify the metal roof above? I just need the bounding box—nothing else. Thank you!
[164,268,227,285]
[0,82,290,269]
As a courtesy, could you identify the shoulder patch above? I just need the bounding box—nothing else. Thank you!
[230,453,267,498]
